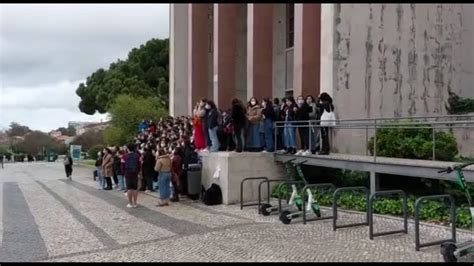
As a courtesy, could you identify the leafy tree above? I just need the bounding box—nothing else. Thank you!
[70,129,105,151]
[16,131,66,155]
[88,144,105,160]
[6,122,31,137]
[76,38,169,115]
[104,94,167,146]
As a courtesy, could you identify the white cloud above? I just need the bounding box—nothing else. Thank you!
[0,4,170,132]
[0,80,108,132]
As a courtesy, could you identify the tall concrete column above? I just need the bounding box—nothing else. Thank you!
[169,4,189,116]
[293,4,321,98]
[188,4,211,112]
[320,4,335,97]
[213,4,238,108]
[247,4,273,101]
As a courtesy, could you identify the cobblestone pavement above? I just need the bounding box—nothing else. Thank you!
[0,162,472,262]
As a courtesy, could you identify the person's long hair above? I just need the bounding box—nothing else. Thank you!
[319,92,333,104]
[286,96,296,107]
[306,95,316,104]
[248,97,259,108]
[207,100,217,109]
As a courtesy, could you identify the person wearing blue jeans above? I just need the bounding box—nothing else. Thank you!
[283,97,298,154]
[205,100,220,152]
[261,98,275,152]
[155,149,172,207]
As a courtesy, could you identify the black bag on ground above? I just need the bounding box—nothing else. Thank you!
[202,183,222,205]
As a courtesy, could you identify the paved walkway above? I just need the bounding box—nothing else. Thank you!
[0,162,471,262]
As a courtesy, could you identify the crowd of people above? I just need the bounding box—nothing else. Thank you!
[94,116,199,208]
[92,92,335,208]
[190,92,335,155]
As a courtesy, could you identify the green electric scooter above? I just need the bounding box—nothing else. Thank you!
[260,159,306,216]
[278,161,322,224]
[439,162,474,262]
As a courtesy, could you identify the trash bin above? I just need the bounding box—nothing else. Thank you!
[187,163,202,199]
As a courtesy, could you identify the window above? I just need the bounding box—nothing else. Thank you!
[286,4,294,48]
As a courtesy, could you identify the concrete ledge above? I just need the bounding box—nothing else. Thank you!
[200,151,286,205]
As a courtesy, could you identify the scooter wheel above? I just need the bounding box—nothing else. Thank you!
[440,241,457,262]
[315,208,321,218]
[260,204,272,216]
[279,210,292,224]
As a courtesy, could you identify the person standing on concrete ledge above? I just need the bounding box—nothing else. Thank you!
[317,92,335,155]
[231,98,247,153]
[206,100,220,152]
[261,98,275,152]
[246,97,263,152]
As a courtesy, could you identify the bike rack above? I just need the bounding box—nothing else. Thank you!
[302,183,336,224]
[332,186,370,231]
[240,177,268,210]
[368,190,408,240]
[257,178,289,214]
[277,180,307,212]
[414,194,456,251]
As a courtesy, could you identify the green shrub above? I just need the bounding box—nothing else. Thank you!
[308,190,471,229]
[368,122,458,161]
[88,145,105,161]
[446,91,474,114]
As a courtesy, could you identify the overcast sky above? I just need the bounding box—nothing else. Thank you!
[0,4,169,132]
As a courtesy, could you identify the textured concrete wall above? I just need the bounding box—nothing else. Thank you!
[272,4,286,99]
[328,4,474,156]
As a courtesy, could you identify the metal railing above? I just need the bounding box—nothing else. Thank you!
[274,114,474,162]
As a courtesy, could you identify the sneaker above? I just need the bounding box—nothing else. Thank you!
[295,150,304,155]
[262,150,268,153]
[202,148,209,152]
[302,150,311,156]
[132,204,138,208]
[145,190,151,193]
[126,203,133,208]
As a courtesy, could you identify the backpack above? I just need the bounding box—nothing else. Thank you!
[125,153,138,174]
[202,183,223,206]
[189,150,199,164]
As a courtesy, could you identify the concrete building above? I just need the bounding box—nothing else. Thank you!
[169,4,474,155]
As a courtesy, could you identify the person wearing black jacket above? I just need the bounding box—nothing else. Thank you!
[63,153,73,180]
[112,148,122,189]
[142,147,156,192]
[206,100,220,152]
[283,97,298,154]
[295,95,311,155]
[273,98,283,151]
[261,98,275,152]
[231,98,247,153]
[317,92,335,155]
[180,136,197,196]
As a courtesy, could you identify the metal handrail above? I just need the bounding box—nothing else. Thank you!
[274,114,474,125]
[273,114,474,162]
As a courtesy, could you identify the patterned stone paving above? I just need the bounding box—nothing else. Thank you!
[0,162,472,262]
